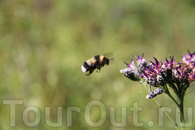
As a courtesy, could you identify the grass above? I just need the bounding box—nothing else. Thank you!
[0,0,195,129]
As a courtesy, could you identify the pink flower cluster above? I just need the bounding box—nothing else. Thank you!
[120,50,195,99]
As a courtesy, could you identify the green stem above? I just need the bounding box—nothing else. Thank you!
[179,95,185,130]
[142,83,180,129]
[170,83,180,100]
[153,98,180,129]
[166,84,186,129]
[141,80,189,130]
[165,87,180,107]
[179,83,190,130]
[180,95,184,122]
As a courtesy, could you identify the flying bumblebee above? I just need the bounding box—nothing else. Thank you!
[81,55,114,76]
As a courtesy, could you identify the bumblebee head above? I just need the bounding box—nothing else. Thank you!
[102,57,109,65]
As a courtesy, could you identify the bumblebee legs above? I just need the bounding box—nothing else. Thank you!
[96,69,101,73]
[86,69,95,76]
[85,66,102,76]
[95,65,101,73]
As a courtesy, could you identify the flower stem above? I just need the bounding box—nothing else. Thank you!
[164,86,180,107]
[153,98,180,129]
[179,84,188,129]
[142,82,180,129]
[179,95,185,130]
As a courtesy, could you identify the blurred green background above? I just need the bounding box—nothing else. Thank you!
[0,0,195,130]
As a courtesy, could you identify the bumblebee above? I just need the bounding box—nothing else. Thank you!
[81,55,114,76]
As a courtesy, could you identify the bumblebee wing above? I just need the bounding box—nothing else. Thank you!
[103,52,113,58]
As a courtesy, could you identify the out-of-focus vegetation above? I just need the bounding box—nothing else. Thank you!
[0,0,195,129]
